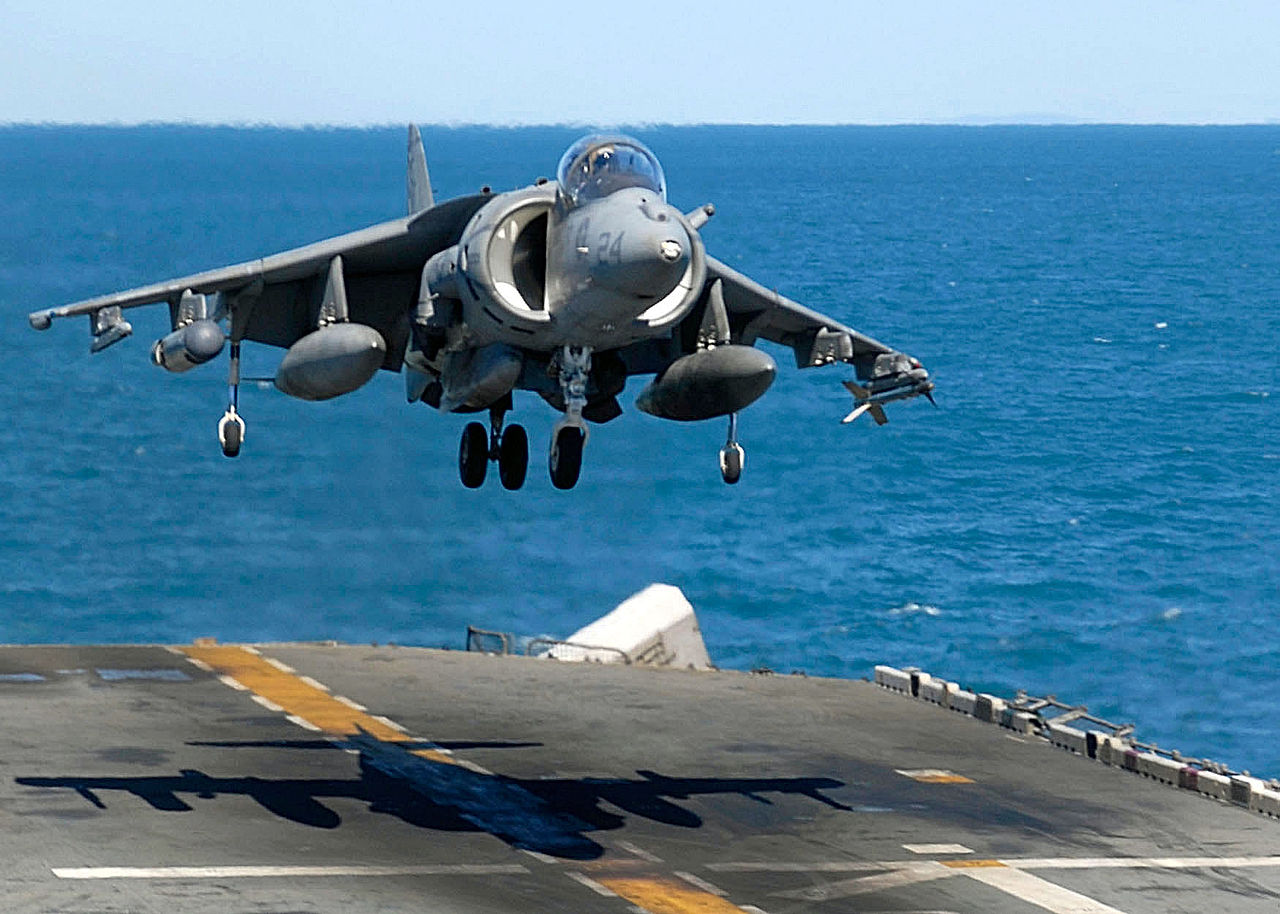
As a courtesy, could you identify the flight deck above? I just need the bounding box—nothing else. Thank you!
[2,642,1278,913]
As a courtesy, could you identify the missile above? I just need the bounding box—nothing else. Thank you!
[842,356,936,426]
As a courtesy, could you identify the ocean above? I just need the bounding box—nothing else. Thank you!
[1,125,1277,775]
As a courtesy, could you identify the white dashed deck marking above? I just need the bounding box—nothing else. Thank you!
[903,844,973,855]
[895,768,974,784]
[617,840,663,862]
[285,714,321,732]
[674,870,728,895]
[372,714,407,733]
[53,864,528,879]
[521,850,559,864]
[566,871,617,896]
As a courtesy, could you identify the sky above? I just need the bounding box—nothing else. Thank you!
[2,1,1278,126]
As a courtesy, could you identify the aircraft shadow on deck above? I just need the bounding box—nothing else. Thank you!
[15,731,851,860]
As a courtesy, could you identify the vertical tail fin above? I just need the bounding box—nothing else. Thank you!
[407,125,434,214]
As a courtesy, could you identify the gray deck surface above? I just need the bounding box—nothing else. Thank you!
[1,643,1277,913]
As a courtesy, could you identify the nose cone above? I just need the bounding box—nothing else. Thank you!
[591,195,691,300]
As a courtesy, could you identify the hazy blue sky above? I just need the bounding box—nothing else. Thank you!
[2,1,1277,125]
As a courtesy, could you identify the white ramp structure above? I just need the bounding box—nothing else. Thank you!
[550,584,713,670]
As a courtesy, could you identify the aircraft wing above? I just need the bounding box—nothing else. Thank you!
[705,256,903,378]
[28,195,489,370]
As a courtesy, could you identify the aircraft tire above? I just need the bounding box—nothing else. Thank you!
[549,426,584,490]
[459,422,488,488]
[720,443,743,485]
[220,421,242,458]
[498,424,529,491]
[218,424,239,455]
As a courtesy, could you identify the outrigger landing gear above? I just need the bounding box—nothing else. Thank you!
[719,411,744,485]
[550,345,591,490]
[218,340,246,458]
[458,402,528,491]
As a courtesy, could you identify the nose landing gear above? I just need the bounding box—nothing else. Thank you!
[549,345,592,490]
[550,425,585,490]
[458,403,529,491]
[719,412,744,485]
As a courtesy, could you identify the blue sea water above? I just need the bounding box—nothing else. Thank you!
[1,125,1277,775]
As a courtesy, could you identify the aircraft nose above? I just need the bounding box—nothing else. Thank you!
[592,204,690,300]
[625,224,689,297]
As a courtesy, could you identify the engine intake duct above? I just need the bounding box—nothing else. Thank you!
[636,346,776,422]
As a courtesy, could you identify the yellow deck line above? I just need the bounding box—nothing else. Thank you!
[186,645,768,906]
[180,645,454,764]
[188,647,754,913]
[596,876,748,914]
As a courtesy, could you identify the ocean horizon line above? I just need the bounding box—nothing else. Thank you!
[3,119,1280,131]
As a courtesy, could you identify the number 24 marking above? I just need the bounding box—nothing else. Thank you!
[597,232,624,263]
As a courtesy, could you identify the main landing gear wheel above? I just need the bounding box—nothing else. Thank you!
[459,422,488,488]
[549,426,585,490]
[498,424,528,491]
[719,442,744,485]
[218,340,245,458]
[719,411,743,484]
[218,409,244,459]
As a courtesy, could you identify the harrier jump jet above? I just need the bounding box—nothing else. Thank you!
[28,129,934,489]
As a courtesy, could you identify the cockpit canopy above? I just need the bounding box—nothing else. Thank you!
[556,135,666,207]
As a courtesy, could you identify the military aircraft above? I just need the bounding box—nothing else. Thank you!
[28,128,934,490]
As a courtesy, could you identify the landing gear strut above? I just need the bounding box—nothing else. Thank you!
[719,412,744,485]
[218,340,245,458]
[549,345,591,490]
[458,403,528,491]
